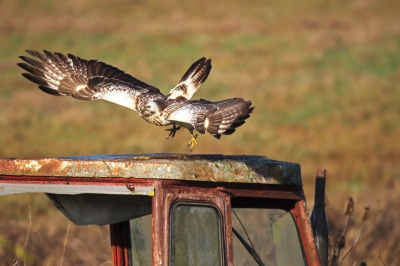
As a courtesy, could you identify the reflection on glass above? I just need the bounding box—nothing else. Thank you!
[170,204,222,266]
[130,214,152,266]
[232,208,305,266]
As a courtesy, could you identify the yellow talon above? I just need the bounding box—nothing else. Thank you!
[187,134,199,151]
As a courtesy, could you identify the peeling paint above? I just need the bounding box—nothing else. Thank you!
[0,154,302,185]
[23,161,42,171]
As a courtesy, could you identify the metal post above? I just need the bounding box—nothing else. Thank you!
[311,169,329,266]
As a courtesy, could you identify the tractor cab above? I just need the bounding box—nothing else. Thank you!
[0,154,326,265]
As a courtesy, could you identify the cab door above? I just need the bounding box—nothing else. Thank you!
[112,180,319,266]
[160,181,233,266]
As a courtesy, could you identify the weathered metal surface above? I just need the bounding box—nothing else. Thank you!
[311,169,328,266]
[292,200,322,266]
[0,183,154,196]
[152,180,165,266]
[0,154,302,185]
[163,183,233,266]
[110,179,314,266]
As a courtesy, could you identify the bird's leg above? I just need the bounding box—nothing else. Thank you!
[166,124,181,140]
[187,131,199,151]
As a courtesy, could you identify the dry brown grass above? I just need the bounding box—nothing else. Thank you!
[0,198,111,265]
[326,181,400,265]
[0,0,399,265]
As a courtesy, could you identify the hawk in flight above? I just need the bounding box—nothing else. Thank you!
[17,50,254,150]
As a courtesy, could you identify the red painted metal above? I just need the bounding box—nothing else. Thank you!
[109,179,320,266]
[163,182,232,265]
[152,180,166,266]
[0,175,154,186]
[160,180,304,200]
[223,189,234,266]
[291,200,322,266]
[110,221,130,266]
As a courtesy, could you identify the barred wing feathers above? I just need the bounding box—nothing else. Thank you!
[18,50,162,111]
[167,57,212,100]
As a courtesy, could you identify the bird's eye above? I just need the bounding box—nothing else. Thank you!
[147,105,151,109]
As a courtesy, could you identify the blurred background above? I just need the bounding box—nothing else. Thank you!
[0,0,399,265]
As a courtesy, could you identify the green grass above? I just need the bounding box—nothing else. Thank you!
[1,0,400,265]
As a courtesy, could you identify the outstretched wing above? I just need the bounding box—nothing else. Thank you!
[167,57,211,101]
[18,50,163,111]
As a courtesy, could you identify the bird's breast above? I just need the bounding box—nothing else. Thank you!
[141,114,172,126]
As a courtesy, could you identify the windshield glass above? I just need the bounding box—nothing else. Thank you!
[232,208,306,266]
[170,203,223,266]
[129,213,152,266]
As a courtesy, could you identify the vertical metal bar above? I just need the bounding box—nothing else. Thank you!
[311,169,329,266]
[152,180,166,266]
[110,223,118,266]
[291,200,322,266]
[223,192,234,266]
[110,221,130,266]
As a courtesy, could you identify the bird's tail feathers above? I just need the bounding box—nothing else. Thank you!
[197,98,254,139]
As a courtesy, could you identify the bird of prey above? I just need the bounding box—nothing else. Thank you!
[17,50,254,150]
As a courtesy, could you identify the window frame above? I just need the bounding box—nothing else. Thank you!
[169,200,225,266]
[111,179,321,266]
[160,181,232,266]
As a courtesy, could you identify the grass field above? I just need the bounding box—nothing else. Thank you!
[0,0,399,265]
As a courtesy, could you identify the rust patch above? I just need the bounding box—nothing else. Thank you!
[0,154,302,186]
[292,200,322,266]
[125,182,135,192]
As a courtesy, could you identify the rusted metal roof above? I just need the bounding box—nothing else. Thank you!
[0,154,302,185]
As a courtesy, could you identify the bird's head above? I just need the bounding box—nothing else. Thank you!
[139,100,159,117]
